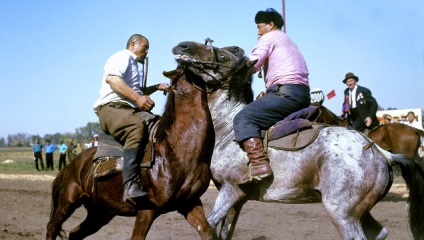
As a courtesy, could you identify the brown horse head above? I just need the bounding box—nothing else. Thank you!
[314,105,350,127]
[172,41,246,86]
[173,41,257,104]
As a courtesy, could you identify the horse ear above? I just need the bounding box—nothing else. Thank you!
[246,59,258,68]
[163,68,183,79]
[222,46,245,58]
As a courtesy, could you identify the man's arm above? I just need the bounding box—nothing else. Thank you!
[106,75,154,111]
[141,83,169,95]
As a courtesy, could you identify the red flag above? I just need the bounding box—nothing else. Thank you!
[326,90,336,100]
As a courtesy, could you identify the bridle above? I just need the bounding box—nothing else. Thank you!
[168,66,208,94]
[175,38,242,93]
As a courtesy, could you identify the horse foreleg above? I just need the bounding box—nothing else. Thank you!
[180,199,215,240]
[131,209,158,240]
[68,205,115,240]
[218,199,246,240]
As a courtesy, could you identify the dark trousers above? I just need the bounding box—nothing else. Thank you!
[34,152,44,171]
[59,153,66,170]
[46,153,54,170]
[233,84,310,142]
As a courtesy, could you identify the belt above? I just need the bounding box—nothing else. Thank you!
[106,102,133,109]
[96,102,134,112]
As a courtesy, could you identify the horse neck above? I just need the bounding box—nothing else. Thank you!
[159,75,212,154]
[208,89,245,148]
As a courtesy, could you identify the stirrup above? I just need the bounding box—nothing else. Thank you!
[238,165,273,185]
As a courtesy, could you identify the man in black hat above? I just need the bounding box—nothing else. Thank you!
[341,72,379,132]
[233,8,310,184]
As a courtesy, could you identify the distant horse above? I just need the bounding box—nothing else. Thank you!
[314,105,424,162]
[172,41,424,240]
[368,123,424,161]
[46,67,219,240]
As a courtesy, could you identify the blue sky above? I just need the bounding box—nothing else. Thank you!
[0,0,423,139]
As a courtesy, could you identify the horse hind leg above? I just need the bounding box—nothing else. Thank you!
[322,191,387,239]
[68,205,115,240]
[361,212,388,240]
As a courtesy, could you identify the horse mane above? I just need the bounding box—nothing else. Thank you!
[155,69,206,142]
[155,88,175,142]
[227,57,254,104]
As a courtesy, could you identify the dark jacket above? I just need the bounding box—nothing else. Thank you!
[343,85,379,131]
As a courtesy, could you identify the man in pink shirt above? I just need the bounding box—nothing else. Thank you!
[234,8,310,184]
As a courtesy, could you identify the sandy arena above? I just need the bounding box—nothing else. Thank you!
[0,172,414,240]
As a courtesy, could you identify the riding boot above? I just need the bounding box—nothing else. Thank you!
[122,149,148,202]
[238,138,273,184]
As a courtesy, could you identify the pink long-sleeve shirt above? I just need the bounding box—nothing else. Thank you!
[248,30,309,89]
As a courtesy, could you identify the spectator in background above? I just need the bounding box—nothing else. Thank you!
[392,116,400,123]
[32,138,44,171]
[381,114,392,125]
[400,114,407,124]
[58,141,68,171]
[403,111,424,158]
[44,140,57,170]
[341,72,379,133]
[404,111,423,130]
[87,137,95,148]
[72,142,84,156]
[67,139,77,162]
[93,134,99,147]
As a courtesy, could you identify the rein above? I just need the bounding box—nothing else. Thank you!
[170,67,207,93]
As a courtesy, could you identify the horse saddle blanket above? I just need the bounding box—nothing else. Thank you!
[266,123,327,151]
[260,105,321,141]
[92,118,160,179]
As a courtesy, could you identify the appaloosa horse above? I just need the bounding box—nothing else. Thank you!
[172,41,424,240]
[314,104,424,162]
[46,67,223,239]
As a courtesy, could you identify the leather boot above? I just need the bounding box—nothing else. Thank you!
[238,138,273,184]
[122,149,147,202]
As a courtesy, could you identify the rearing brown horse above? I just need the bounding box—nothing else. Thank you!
[46,67,216,240]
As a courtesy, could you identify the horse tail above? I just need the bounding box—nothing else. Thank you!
[390,153,424,239]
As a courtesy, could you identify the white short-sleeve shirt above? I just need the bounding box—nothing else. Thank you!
[93,49,143,110]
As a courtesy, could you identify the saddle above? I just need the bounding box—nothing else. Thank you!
[260,106,328,151]
[93,117,160,179]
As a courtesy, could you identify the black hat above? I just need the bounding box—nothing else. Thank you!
[342,72,359,84]
[255,8,285,29]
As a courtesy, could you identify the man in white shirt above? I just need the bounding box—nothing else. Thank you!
[404,111,424,158]
[404,111,423,130]
[93,34,168,202]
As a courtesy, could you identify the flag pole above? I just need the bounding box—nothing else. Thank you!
[282,0,286,33]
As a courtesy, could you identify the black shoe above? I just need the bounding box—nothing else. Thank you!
[123,181,147,202]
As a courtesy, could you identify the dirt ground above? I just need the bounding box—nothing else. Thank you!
[0,171,414,240]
